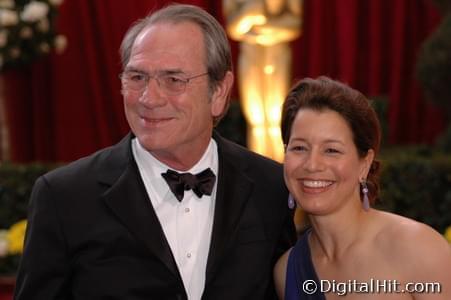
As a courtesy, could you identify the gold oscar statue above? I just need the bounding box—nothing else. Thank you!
[224,0,302,161]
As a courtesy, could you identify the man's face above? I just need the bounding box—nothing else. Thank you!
[122,21,227,167]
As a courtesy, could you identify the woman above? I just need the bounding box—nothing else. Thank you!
[274,77,451,299]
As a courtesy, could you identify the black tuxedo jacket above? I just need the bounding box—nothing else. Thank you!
[14,132,296,300]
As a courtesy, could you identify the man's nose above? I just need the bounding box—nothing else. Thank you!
[139,78,166,108]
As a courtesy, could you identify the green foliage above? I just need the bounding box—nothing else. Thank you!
[0,163,53,275]
[370,95,389,147]
[436,123,451,153]
[376,149,451,233]
[416,12,451,116]
[416,2,451,153]
[0,254,20,276]
[0,163,54,228]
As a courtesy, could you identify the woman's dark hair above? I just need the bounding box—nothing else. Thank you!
[281,76,382,204]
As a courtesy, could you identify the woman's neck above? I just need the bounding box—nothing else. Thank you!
[308,205,372,262]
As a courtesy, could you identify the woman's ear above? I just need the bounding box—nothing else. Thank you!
[211,71,234,117]
[360,149,375,180]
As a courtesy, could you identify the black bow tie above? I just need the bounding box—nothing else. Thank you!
[161,168,216,202]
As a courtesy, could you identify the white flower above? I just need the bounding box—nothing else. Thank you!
[0,0,63,69]
[0,30,7,47]
[48,0,64,6]
[54,34,67,54]
[21,1,49,22]
[0,0,14,9]
[0,8,19,26]
[0,230,9,257]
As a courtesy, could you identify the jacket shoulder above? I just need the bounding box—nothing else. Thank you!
[43,136,130,186]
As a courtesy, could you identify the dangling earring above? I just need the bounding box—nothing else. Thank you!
[288,194,296,209]
[361,180,370,211]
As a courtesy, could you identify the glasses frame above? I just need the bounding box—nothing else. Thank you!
[119,71,209,96]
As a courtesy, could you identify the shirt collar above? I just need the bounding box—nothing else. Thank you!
[132,137,218,185]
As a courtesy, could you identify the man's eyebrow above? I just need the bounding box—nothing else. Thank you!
[123,68,186,75]
[123,67,145,73]
[158,69,186,75]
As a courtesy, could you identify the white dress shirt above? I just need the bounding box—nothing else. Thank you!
[132,138,218,300]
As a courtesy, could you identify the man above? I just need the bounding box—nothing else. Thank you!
[14,4,296,300]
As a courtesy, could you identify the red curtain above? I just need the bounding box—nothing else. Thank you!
[2,0,444,163]
[292,0,444,145]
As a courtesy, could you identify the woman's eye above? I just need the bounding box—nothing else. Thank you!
[289,145,307,152]
[325,148,340,154]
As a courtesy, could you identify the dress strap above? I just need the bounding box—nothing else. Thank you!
[284,228,326,300]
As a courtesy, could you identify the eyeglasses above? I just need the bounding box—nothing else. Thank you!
[119,70,209,96]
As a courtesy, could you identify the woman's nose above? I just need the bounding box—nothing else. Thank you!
[304,151,324,172]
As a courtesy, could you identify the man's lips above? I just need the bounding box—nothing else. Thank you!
[139,116,174,125]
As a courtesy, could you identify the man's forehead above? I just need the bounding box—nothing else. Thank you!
[129,21,206,70]
[136,20,203,42]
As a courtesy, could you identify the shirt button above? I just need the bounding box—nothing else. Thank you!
[184,207,190,213]
[187,253,192,258]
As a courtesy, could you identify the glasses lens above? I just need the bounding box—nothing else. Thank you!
[159,74,187,95]
[121,71,147,91]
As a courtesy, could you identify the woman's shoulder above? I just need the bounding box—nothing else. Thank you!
[373,210,446,252]
[372,210,451,279]
[373,210,445,246]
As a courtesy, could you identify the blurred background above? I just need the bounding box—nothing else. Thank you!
[0,0,450,162]
[0,0,450,296]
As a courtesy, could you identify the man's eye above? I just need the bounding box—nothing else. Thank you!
[165,76,184,83]
[129,73,146,81]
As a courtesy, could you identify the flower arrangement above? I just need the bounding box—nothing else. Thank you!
[0,220,26,275]
[0,0,66,71]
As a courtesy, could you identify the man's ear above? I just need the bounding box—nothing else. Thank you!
[211,71,234,117]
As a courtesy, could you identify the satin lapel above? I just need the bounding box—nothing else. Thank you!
[99,137,181,281]
[205,135,254,283]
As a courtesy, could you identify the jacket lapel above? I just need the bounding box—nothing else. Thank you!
[98,134,182,281]
[205,133,254,283]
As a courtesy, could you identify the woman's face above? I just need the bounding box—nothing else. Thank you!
[284,108,373,215]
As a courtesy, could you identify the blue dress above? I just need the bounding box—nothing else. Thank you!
[284,228,326,300]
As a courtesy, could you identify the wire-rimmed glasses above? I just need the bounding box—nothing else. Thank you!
[119,70,209,96]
